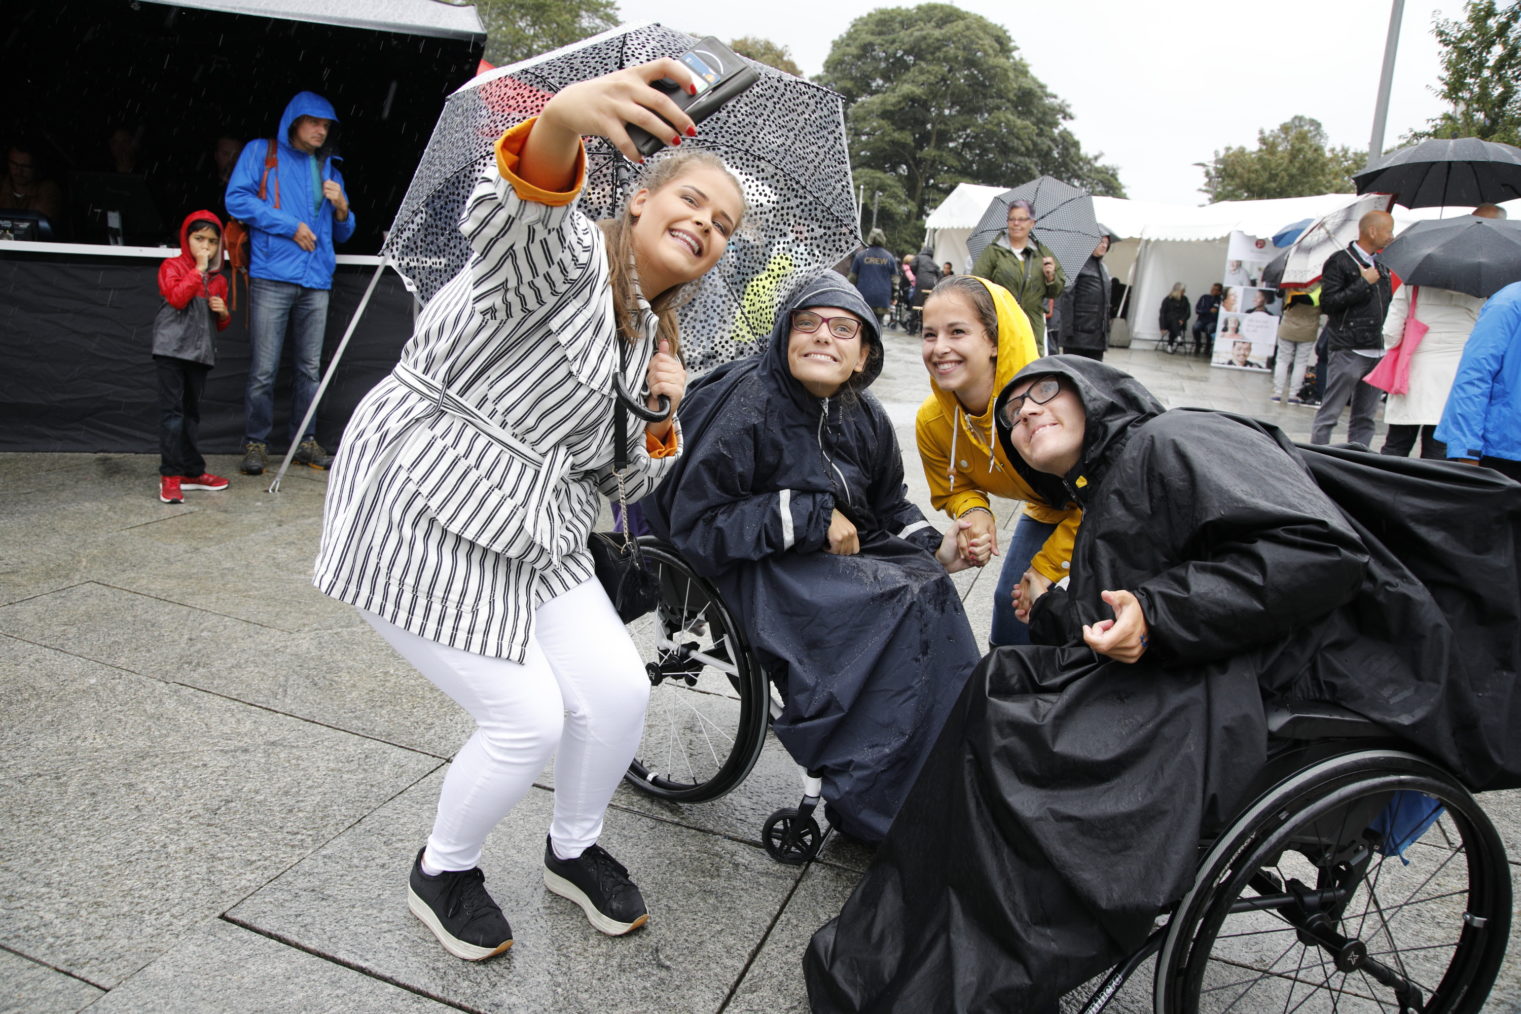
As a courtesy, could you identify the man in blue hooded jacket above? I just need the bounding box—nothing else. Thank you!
[226,91,356,475]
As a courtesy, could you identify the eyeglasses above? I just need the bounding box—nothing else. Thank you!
[791,310,861,340]
[999,377,1063,425]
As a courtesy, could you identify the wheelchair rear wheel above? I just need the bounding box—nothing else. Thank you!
[1156,749,1511,1013]
[623,539,769,803]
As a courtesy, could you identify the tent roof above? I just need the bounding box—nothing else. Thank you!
[139,0,484,40]
[923,185,1407,243]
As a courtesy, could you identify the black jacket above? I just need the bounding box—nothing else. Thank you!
[1159,293,1190,329]
[910,251,940,295]
[644,274,980,841]
[1320,241,1393,350]
[806,355,1521,1012]
[1053,255,1111,350]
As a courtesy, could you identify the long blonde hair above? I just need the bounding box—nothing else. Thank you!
[598,151,745,360]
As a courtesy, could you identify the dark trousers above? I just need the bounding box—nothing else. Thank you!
[1061,346,1104,361]
[1480,456,1521,482]
[155,355,209,477]
[1311,350,1381,447]
[1381,424,1447,460]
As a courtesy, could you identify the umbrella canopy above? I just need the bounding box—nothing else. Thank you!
[1378,217,1521,300]
[965,177,1101,287]
[1271,218,1313,247]
[382,22,858,370]
[1353,137,1521,209]
[1260,193,1394,289]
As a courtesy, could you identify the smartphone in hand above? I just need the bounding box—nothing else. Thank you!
[629,37,760,157]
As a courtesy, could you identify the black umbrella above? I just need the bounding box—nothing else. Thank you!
[1378,217,1521,299]
[1353,137,1521,208]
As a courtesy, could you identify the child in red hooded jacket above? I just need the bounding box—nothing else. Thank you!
[153,210,232,503]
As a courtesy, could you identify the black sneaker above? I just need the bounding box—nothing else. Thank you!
[293,438,334,470]
[542,837,648,936]
[239,441,268,475]
[407,848,513,961]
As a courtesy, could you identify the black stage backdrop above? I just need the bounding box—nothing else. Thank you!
[0,250,414,453]
[2,1,483,251]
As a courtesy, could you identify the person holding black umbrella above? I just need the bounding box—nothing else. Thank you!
[1377,282,1484,458]
[1310,210,1396,448]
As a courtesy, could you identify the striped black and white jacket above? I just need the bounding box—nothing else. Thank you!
[314,159,679,661]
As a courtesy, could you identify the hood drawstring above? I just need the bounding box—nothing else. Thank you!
[947,405,1004,498]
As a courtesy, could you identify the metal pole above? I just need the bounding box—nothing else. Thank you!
[857,183,866,231]
[869,190,881,232]
[267,256,389,493]
[1368,0,1405,159]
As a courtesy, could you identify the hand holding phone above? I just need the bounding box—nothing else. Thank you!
[627,38,760,157]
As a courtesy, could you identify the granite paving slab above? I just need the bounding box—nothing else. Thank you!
[723,862,858,1014]
[0,635,438,987]
[229,772,806,1013]
[84,919,454,1014]
[0,949,103,1014]
[0,578,408,753]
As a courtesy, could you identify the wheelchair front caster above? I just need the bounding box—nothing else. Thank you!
[763,807,823,865]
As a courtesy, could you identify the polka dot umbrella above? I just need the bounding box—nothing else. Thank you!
[381,22,861,372]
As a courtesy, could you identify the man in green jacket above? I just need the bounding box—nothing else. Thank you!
[971,199,1065,353]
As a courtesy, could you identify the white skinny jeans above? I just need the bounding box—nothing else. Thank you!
[362,578,649,872]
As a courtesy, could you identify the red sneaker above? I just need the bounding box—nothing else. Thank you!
[181,472,229,491]
[159,476,184,503]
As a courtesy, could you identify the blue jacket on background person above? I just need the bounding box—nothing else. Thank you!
[1437,281,1521,464]
[225,91,356,290]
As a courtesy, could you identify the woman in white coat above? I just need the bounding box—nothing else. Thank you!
[1379,284,1485,458]
[314,64,747,961]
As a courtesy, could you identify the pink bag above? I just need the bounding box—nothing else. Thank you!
[1363,287,1428,395]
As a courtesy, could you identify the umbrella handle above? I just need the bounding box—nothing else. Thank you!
[614,375,672,423]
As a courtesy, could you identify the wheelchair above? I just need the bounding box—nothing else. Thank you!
[618,539,1512,1011]
[618,537,826,865]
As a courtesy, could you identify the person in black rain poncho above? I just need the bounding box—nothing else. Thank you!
[804,355,1521,1012]
[644,274,984,842]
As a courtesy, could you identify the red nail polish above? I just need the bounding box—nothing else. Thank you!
[671,136,682,146]
[689,83,698,95]
[686,126,698,137]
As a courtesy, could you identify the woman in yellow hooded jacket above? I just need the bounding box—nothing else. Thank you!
[915,274,1081,645]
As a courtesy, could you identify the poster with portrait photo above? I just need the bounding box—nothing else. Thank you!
[1211,313,1272,371]
[1226,231,1275,281]
[1240,285,1282,318]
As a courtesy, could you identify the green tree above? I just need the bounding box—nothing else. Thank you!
[819,3,1124,254]
[1200,117,1362,201]
[730,36,804,78]
[470,0,620,68]
[1416,0,1521,146]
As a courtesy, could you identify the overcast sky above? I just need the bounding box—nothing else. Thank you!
[614,0,1466,206]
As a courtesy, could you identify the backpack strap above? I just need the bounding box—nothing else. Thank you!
[259,138,279,209]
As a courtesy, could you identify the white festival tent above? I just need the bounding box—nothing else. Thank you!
[925,185,1358,344]
[921,185,1516,345]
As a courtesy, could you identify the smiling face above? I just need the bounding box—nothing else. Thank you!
[1005,205,1035,248]
[628,164,744,299]
[1003,375,1086,476]
[922,288,998,413]
[787,305,868,397]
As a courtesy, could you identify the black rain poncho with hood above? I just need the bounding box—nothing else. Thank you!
[804,355,1521,1012]
[643,274,981,842]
